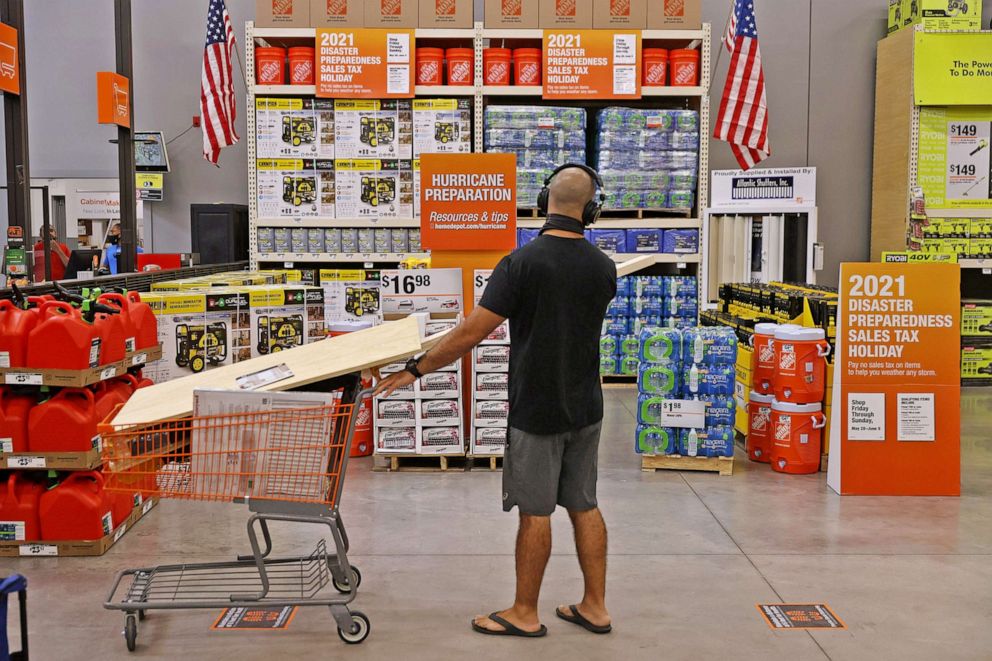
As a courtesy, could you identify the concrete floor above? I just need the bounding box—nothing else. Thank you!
[4,388,991,660]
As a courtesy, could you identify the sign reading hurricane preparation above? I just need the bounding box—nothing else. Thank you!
[543,30,641,100]
[316,28,414,99]
[419,153,517,251]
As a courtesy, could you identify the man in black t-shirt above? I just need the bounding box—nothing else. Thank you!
[374,166,617,638]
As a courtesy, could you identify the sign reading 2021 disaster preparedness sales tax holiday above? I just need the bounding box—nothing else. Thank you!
[316,29,414,99]
[419,153,517,251]
[543,30,641,100]
[826,263,961,496]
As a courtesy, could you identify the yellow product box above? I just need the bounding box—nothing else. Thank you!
[891,0,982,32]
[961,344,992,380]
[922,217,947,240]
[972,218,992,239]
[243,285,327,358]
[942,218,971,238]
[961,300,992,338]
[736,345,753,372]
[969,238,992,259]
[940,237,970,258]
[735,403,749,436]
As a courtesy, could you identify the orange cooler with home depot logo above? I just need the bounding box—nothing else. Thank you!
[773,326,830,404]
[771,400,825,474]
[750,322,781,395]
[746,391,774,463]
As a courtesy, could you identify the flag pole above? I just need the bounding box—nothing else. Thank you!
[708,2,736,95]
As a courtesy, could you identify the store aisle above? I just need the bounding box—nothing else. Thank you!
[5,390,991,661]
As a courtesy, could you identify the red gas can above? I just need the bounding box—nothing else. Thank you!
[111,488,135,527]
[0,387,34,454]
[770,400,826,475]
[132,369,154,389]
[746,392,774,463]
[773,326,831,404]
[91,306,127,366]
[94,375,137,423]
[98,293,138,353]
[26,302,101,370]
[39,471,115,540]
[28,388,99,453]
[126,291,159,351]
[0,473,45,541]
[0,300,37,368]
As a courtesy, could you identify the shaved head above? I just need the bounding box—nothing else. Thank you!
[547,166,597,220]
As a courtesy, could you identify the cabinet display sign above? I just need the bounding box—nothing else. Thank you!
[918,107,992,210]
[826,263,961,496]
[542,30,642,100]
[419,153,517,251]
[0,22,20,95]
[914,32,992,107]
[316,28,414,99]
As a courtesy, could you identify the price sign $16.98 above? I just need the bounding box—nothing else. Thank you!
[381,272,432,295]
[380,268,464,314]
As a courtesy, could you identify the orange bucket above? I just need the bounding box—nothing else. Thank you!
[483,48,512,85]
[773,327,830,404]
[288,46,315,85]
[416,47,444,85]
[746,392,774,463]
[771,401,826,475]
[750,322,781,395]
[642,48,669,86]
[670,48,700,86]
[255,46,286,85]
[446,48,474,85]
[513,48,542,85]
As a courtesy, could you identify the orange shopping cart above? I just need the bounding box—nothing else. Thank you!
[101,374,371,651]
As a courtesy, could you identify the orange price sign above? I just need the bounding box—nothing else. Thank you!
[96,72,130,128]
[419,153,517,252]
[543,29,641,100]
[316,28,414,98]
[827,262,961,496]
[0,22,20,95]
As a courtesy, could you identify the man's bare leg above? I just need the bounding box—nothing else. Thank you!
[473,513,551,632]
[559,507,611,627]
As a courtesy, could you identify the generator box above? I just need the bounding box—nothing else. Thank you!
[961,300,992,339]
[892,0,982,32]
[592,0,646,29]
[485,0,540,28]
[645,0,701,30]
[257,159,335,218]
[961,343,992,381]
[365,0,419,27]
[320,269,384,332]
[420,0,474,28]
[335,159,414,219]
[310,0,364,26]
[247,285,327,358]
[412,99,472,156]
[540,0,593,28]
[256,0,310,27]
[334,100,413,160]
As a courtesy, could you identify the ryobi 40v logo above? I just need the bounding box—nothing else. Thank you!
[779,344,796,371]
[775,416,791,442]
[327,0,349,16]
[436,0,457,16]
[556,0,577,17]
[272,0,294,16]
[381,0,403,16]
[610,0,631,17]
[502,0,522,17]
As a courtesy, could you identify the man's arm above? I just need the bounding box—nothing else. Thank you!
[52,242,70,267]
[372,305,506,398]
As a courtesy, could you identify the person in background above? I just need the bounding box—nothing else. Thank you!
[374,165,617,639]
[102,223,143,275]
[32,226,70,282]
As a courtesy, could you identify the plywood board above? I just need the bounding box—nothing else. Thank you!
[113,317,425,426]
[616,256,657,277]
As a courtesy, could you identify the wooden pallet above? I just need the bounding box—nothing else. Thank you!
[601,375,637,388]
[373,453,466,473]
[641,454,734,476]
[466,454,503,471]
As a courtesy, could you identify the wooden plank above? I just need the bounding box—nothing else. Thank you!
[641,454,734,476]
[113,317,425,426]
[616,255,657,277]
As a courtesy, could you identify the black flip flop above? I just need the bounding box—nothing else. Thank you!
[555,605,612,634]
[472,612,548,638]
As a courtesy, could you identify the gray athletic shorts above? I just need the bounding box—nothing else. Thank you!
[502,421,603,517]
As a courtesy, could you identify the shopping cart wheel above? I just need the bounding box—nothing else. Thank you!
[124,614,138,652]
[337,611,370,644]
[333,567,362,593]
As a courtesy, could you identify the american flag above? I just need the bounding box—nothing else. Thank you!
[201,0,239,165]
[714,0,770,171]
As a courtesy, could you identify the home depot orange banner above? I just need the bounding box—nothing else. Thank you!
[316,28,414,98]
[96,72,130,127]
[419,153,517,252]
[543,29,641,100]
[826,263,961,496]
[0,22,20,95]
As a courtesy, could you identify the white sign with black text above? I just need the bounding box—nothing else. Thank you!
[381,268,463,314]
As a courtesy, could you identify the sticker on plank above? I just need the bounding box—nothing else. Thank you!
[19,544,58,557]
[757,604,846,630]
[211,606,298,631]
[236,364,295,391]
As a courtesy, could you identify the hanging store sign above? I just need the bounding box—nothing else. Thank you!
[316,28,414,98]
[826,262,961,496]
[914,32,992,106]
[710,168,817,209]
[419,153,517,251]
[96,72,131,127]
[542,30,641,100]
[0,22,20,95]
[917,107,992,210]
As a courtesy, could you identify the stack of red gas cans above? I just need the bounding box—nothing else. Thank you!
[747,323,830,474]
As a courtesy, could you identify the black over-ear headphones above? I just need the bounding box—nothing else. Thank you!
[536,163,606,227]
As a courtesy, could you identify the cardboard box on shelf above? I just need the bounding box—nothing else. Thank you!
[257,159,335,219]
[248,285,327,358]
[319,269,384,331]
[592,0,646,29]
[961,300,992,339]
[485,0,540,28]
[890,0,982,32]
[334,100,413,160]
[335,159,415,219]
[961,343,992,380]
[645,0,701,30]
[256,0,310,27]
[412,99,472,156]
[540,0,593,28]
[420,0,474,28]
[365,0,419,27]
[310,0,364,26]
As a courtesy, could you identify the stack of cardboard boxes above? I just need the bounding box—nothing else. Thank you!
[888,0,983,34]
[961,300,992,386]
[256,0,474,29]
[921,218,992,261]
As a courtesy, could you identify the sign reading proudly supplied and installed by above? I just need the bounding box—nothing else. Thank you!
[826,263,961,496]
[710,167,817,209]
[917,107,992,210]
[316,28,414,98]
[542,30,641,100]
[0,22,20,95]
[96,72,131,127]
[914,32,992,107]
[419,153,517,251]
